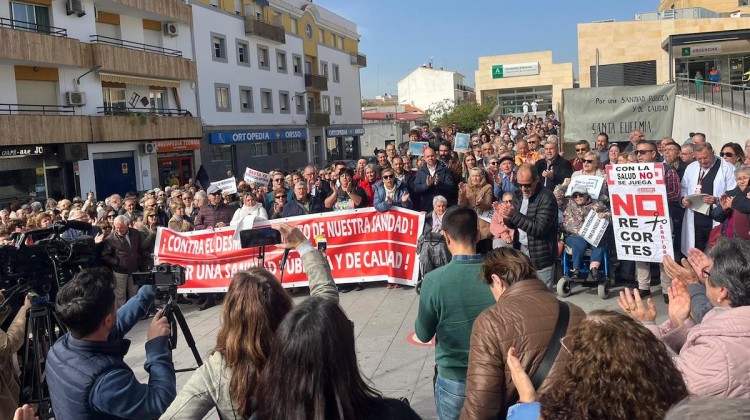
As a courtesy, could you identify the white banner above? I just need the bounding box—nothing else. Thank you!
[477,207,494,223]
[565,176,604,200]
[606,163,674,263]
[579,209,608,247]
[244,167,270,186]
[210,177,237,195]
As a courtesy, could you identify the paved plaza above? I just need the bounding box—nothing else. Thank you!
[124,280,670,419]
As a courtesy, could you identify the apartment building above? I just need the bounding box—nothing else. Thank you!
[191,0,366,179]
[397,65,475,113]
[0,0,202,202]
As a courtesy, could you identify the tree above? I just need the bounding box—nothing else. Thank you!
[424,99,495,133]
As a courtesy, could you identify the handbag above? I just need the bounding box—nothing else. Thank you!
[505,301,570,410]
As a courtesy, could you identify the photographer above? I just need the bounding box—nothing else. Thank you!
[0,292,31,419]
[46,268,175,419]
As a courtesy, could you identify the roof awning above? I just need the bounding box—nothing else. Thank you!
[99,73,181,89]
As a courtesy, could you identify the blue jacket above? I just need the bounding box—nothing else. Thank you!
[494,172,518,201]
[46,285,175,419]
[413,162,455,212]
[373,180,412,212]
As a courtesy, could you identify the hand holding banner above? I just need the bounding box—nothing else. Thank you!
[244,167,270,186]
[210,177,237,194]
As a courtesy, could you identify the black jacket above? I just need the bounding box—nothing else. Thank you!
[505,186,559,269]
[535,155,573,191]
[413,162,456,211]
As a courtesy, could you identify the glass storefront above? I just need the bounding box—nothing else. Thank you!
[496,85,552,116]
[675,53,750,88]
[158,154,194,187]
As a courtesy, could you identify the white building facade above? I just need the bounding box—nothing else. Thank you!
[397,65,475,112]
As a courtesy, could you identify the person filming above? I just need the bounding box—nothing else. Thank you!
[45,268,176,419]
[0,292,32,419]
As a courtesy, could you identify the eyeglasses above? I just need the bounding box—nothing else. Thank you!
[382,175,394,179]
[720,152,734,158]
[516,182,533,189]
[583,159,596,164]
[737,177,750,182]
[576,148,587,152]
[702,268,711,278]
[176,195,182,199]
[107,214,116,219]
[275,195,287,199]
[572,192,587,198]
[635,150,655,155]
[273,178,284,183]
[488,161,498,165]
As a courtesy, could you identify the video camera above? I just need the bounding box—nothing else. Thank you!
[133,263,186,289]
[0,220,95,296]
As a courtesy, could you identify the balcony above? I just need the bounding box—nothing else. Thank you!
[89,35,197,81]
[244,17,286,44]
[90,108,202,142]
[305,74,328,92]
[350,52,367,67]
[307,112,330,127]
[108,0,193,24]
[0,104,91,145]
[0,19,89,68]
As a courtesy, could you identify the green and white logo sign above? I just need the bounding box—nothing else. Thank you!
[491,62,539,79]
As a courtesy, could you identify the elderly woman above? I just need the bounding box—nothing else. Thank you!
[168,201,194,232]
[720,142,745,169]
[230,192,269,226]
[490,192,515,248]
[710,165,750,243]
[417,195,450,282]
[461,248,586,419]
[619,238,750,398]
[561,185,610,281]
[458,167,493,241]
[358,164,379,207]
[373,167,411,212]
[504,311,688,420]
[555,150,608,209]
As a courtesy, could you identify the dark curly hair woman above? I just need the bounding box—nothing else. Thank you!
[505,310,688,420]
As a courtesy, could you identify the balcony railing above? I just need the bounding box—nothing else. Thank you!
[350,52,367,67]
[675,77,750,114]
[307,111,330,126]
[0,17,67,37]
[305,74,328,92]
[244,17,285,44]
[97,106,192,116]
[0,104,75,115]
[90,35,182,57]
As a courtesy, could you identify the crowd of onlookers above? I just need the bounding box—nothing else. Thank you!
[3,109,750,419]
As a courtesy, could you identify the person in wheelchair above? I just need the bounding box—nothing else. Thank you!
[562,185,610,281]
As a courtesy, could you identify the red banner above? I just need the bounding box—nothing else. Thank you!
[153,208,425,293]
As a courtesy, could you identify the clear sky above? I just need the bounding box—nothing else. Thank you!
[314,0,656,98]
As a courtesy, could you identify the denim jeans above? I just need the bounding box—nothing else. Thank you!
[564,234,604,270]
[434,373,466,420]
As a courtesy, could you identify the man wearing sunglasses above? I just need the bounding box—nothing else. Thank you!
[263,170,294,214]
[497,163,559,290]
[569,140,590,172]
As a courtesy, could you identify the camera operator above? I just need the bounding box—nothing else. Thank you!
[0,292,32,419]
[102,215,150,308]
[46,268,175,419]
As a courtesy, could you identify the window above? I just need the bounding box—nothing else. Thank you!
[334,96,342,115]
[10,2,50,32]
[295,92,305,114]
[291,18,298,35]
[102,87,126,113]
[215,83,231,112]
[258,45,270,70]
[590,60,656,87]
[321,95,330,113]
[742,0,750,6]
[149,90,168,113]
[261,88,273,113]
[320,61,328,79]
[239,86,253,112]
[319,28,324,43]
[279,91,290,114]
[211,33,227,63]
[211,145,233,161]
[292,54,302,76]
[249,143,268,157]
[332,64,340,83]
[336,35,344,50]
[276,50,287,73]
[236,39,250,67]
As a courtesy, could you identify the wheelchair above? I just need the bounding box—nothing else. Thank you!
[556,241,613,299]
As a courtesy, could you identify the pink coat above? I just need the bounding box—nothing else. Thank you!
[646,306,750,398]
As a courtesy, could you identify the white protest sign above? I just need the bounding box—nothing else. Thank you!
[477,208,494,223]
[210,177,237,195]
[244,167,270,186]
[566,176,604,199]
[579,209,608,247]
[606,163,673,263]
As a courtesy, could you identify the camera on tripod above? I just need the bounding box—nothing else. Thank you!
[133,263,186,289]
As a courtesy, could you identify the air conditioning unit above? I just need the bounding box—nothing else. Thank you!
[142,143,157,154]
[66,0,86,17]
[163,22,179,37]
[65,91,87,107]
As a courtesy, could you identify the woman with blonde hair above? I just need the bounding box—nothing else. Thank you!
[168,201,193,232]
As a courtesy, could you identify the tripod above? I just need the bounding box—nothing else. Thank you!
[19,294,67,420]
[159,286,203,372]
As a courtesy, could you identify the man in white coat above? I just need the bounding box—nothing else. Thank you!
[680,142,736,254]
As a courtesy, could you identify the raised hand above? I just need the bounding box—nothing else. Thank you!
[663,255,699,285]
[617,288,657,322]
[507,347,536,403]
[667,282,692,328]
[687,248,712,284]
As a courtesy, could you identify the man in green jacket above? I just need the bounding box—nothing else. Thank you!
[415,207,495,420]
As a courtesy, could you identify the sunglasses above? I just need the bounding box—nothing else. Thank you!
[572,192,587,198]
[516,182,534,189]
[576,148,587,152]
[147,215,157,218]
[488,161,498,165]
[583,159,596,164]
[382,175,394,179]
[720,152,734,158]
[275,195,287,199]
[635,150,654,155]
[273,179,284,183]
[107,214,116,218]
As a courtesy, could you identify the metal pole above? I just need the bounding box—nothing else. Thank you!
[595,49,599,87]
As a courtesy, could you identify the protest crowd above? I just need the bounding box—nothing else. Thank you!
[2,108,750,420]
